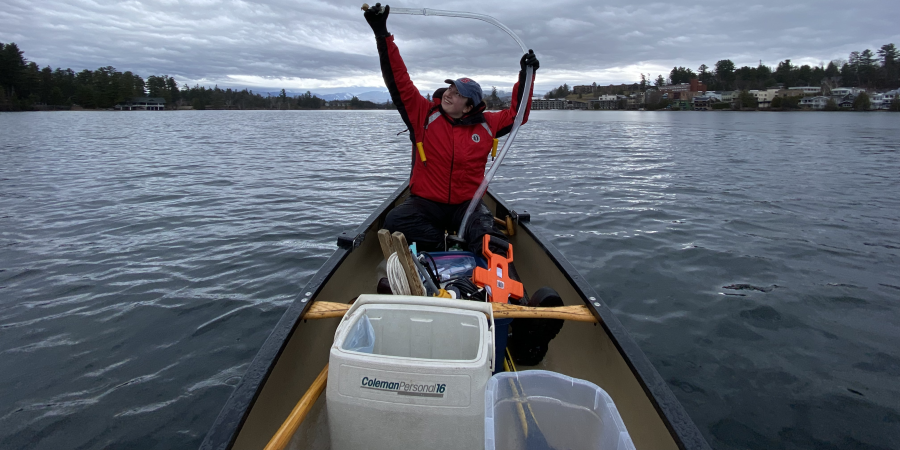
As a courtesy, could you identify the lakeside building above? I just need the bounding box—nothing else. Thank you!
[752,88,802,108]
[532,98,567,110]
[115,97,166,111]
[752,89,777,108]
[789,86,822,95]
[591,95,619,110]
[626,95,640,109]
[706,91,736,103]
[595,83,640,95]
[870,90,899,110]
[830,87,865,98]
[658,79,707,95]
[799,96,830,110]
[573,85,595,95]
[567,99,590,110]
[672,99,691,110]
[692,96,711,111]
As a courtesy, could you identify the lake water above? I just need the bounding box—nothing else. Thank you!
[1,110,898,449]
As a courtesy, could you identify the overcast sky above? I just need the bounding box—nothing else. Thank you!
[2,0,898,93]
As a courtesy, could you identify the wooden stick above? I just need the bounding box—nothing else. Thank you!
[302,301,599,323]
[264,364,329,450]
[391,232,425,296]
[377,229,394,260]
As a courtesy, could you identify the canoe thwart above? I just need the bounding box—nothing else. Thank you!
[303,301,598,323]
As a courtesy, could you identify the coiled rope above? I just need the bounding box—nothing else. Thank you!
[386,252,425,295]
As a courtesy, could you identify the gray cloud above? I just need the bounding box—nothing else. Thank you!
[2,0,898,92]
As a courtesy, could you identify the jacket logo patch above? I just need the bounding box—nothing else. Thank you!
[472,134,480,143]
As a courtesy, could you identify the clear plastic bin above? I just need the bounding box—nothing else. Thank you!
[485,370,635,450]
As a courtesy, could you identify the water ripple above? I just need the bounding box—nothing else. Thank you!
[1,110,899,449]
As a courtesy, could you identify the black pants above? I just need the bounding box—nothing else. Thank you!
[383,195,505,257]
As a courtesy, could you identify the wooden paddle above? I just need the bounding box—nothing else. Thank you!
[263,364,329,450]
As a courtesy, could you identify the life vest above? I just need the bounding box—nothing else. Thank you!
[376,35,534,204]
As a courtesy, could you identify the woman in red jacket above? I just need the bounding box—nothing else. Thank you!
[364,3,539,257]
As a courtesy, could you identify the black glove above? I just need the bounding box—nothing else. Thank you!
[364,3,391,38]
[520,49,539,72]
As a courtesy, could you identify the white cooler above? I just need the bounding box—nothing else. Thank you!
[326,294,495,450]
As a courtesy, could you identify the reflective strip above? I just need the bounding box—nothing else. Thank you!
[424,111,441,129]
[481,122,493,137]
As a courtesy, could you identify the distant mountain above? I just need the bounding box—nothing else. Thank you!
[253,89,390,102]
[263,90,391,103]
[315,92,356,101]
[356,90,391,103]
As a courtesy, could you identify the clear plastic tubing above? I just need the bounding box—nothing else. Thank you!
[390,8,533,240]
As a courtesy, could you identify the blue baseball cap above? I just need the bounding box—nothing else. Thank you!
[445,77,483,105]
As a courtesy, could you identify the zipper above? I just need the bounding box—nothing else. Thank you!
[447,131,455,203]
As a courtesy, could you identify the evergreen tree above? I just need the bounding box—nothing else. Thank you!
[655,74,665,88]
[878,44,899,87]
[486,86,501,108]
[775,59,794,87]
[824,61,840,79]
[841,62,857,87]
[714,59,736,89]
[852,92,871,111]
[0,43,26,97]
[668,66,696,84]
[297,90,324,109]
[147,75,166,98]
[119,71,136,101]
[739,90,757,109]
[858,50,877,87]
[166,76,178,106]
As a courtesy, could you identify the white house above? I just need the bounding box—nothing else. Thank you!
[591,95,619,110]
[753,89,781,108]
[799,96,830,110]
[871,90,899,110]
[830,87,865,98]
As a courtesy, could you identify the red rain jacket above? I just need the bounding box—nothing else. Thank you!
[377,35,534,204]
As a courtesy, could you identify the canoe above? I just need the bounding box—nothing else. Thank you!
[200,182,711,450]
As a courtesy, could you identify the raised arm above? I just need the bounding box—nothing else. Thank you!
[364,3,430,143]
[486,50,540,137]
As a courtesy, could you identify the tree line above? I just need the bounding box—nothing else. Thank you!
[542,43,899,101]
[0,42,392,111]
[648,44,899,92]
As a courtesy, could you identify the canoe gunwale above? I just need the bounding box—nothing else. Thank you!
[490,193,711,450]
[199,182,409,450]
